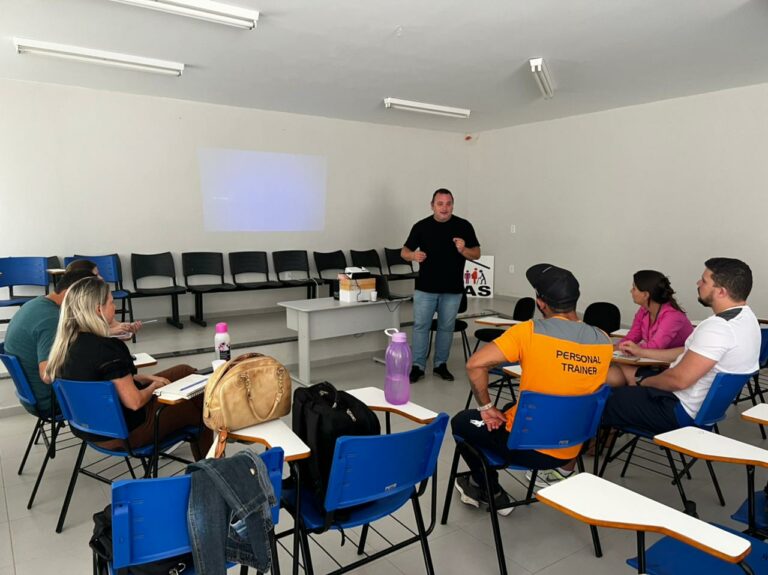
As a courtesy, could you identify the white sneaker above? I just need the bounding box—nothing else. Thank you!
[525,467,576,488]
[455,476,515,517]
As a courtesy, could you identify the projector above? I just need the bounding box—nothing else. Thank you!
[344,267,371,279]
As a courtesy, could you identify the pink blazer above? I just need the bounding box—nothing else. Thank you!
[620,303,693,349]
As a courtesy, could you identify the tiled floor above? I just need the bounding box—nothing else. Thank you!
[1,303,767,574]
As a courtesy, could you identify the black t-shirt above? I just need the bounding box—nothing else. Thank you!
[60,332,145,439]
[404,215,480,293]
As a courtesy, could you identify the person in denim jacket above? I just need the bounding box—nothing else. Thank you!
[187,450,276,574]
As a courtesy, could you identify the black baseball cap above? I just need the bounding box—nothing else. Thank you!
[526,264,580,308]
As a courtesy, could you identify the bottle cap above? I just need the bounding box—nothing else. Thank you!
[215,322,228,334]
[391,332,407,343]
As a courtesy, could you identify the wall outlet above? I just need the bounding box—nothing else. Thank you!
[510,224,516,234]
[508,265,515,274]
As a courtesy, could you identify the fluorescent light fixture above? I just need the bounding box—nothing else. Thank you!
[384,97,470,119]
[13,38,184,76]
[530,58,554,99]
[108,0,259,29]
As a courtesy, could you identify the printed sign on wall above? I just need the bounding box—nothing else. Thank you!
[464,255,494,298]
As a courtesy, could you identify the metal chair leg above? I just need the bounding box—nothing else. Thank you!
[27,437,55,509]
[482,465,508,575]
[440,447,462,525]
[357,524,369,555]
[589,525,603,558]
[412,494,436,575]
[619,437,639,478]
[56,441,87,533]
[705,460,726,506]
[18,419,43,475]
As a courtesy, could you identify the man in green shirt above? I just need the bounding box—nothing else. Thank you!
[5,268,100,414]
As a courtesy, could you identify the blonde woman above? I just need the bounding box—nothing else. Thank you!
[45,276,212,458]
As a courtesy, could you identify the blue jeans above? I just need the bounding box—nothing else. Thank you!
[412,290,463,369]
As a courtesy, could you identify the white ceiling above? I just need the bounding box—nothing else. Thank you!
[2,0,768,133]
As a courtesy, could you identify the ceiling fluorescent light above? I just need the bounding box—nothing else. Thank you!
[384,97,470,119]
[14,38,184,76]
[108,0,259,29]
[530,58,554,99]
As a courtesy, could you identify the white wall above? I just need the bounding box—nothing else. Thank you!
[0,78,469,319]
[468,82,768,323]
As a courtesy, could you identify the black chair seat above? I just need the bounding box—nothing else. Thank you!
[234,280,283,290]
[186,283,236,294]
[281,279,315,287]
[132,286,187,296]
[431,318,468,332]
[474,327,505,343]
[388,272,419,281]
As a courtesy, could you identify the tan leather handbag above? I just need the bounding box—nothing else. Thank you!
[203,352,291,457]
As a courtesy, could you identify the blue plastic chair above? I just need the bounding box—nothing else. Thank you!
[600,372,755,513]
[108,447,284,575]
[0,256,50,309]
[627,522,765,574]
[0,343,69,509]
[53,378,200,533]
[442,386,612,575]
[283,412,449,575]
[65,255,134,325]
[742,329,768,439]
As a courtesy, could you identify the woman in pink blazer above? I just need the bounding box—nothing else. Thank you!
[606,270,693,387]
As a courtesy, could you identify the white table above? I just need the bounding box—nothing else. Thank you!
[655,426,768,535]
[132,352,157,368]
[474,316,520,327]
[279,297,402,385]
[228,419,311,462]
[742,403,768,426]
[347,386,438,425]
[502,364,523,379]
[537,473,751,570]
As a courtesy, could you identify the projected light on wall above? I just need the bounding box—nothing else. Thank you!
[199,148,328,232]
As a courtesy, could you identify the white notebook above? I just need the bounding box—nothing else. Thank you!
[154,374,209,401]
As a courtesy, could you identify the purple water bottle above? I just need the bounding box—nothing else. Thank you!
[384,328,412,405]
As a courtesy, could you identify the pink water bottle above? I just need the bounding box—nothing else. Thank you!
[384,328,412,405]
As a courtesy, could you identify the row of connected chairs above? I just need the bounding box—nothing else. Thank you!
[55,248,419,328]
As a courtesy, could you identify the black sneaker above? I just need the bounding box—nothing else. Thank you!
[455,476,514,516]
[433,364,455,381]
[409,365,425,383]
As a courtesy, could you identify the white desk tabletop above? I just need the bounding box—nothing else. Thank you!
[278,297,395,313]
[610,328,630,338]
[655,426,768,467]
[228,419,310,461]
[133,352,157,368]
[611,351,670,367]
[742,404,768,425]
[502,365,523,378]
[474,316,520,327]
[347,386,438,423]
[536,473,751,563]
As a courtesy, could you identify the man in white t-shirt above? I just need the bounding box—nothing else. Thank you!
[602,258,760,434]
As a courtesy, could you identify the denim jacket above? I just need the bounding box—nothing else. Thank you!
[187,450,276,575]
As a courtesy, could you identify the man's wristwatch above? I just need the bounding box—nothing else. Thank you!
[478,402,494,412]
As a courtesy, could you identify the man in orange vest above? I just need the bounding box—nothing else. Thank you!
[452,264,613,514]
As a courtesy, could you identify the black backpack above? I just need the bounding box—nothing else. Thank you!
[292,382,381,503]
[90,504,194,575]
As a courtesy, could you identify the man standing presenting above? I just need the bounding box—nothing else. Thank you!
[402,188,480,382]
[602,257,760,434]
